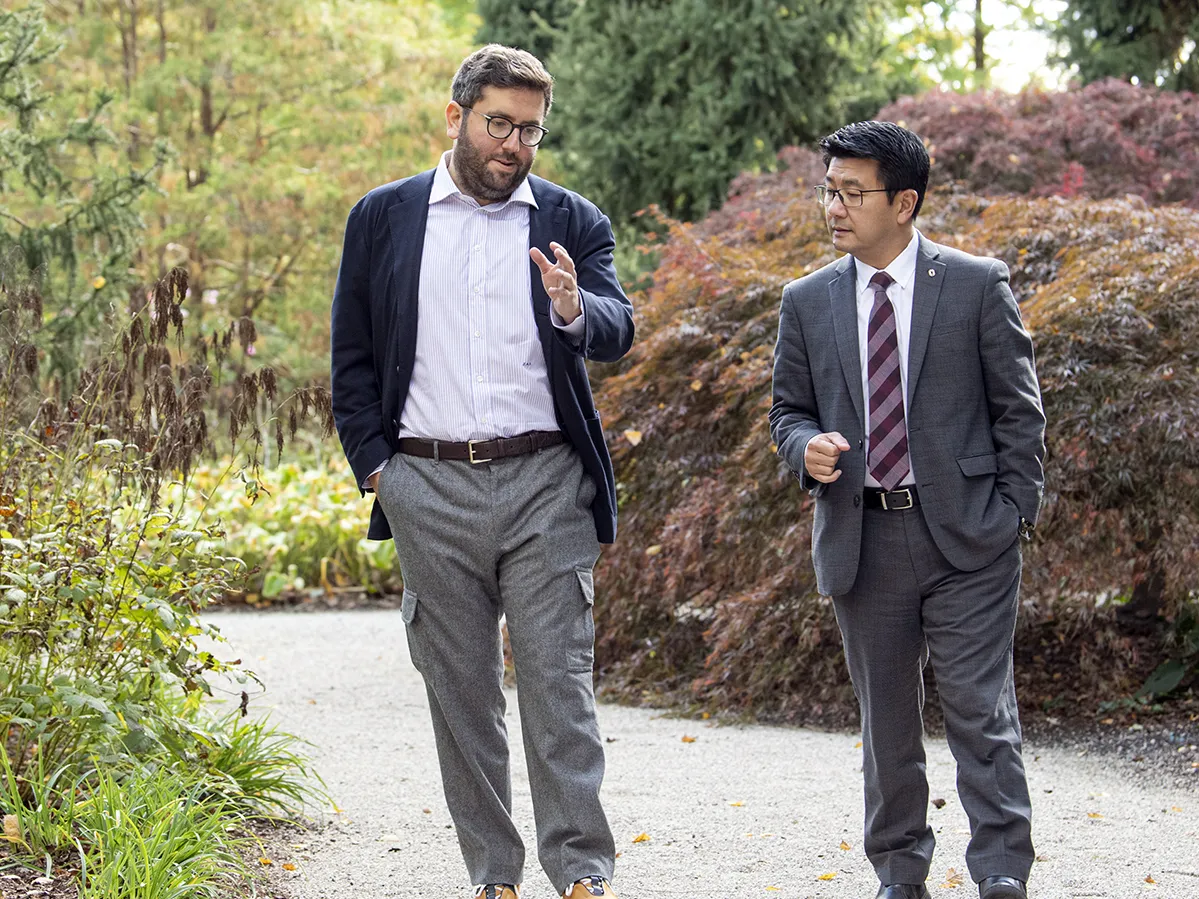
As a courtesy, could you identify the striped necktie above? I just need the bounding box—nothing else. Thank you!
[866,271,910,490]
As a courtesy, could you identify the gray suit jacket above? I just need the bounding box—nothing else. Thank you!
[769,234,1046,597]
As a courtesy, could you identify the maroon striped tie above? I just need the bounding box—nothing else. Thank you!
[866,271,910,490]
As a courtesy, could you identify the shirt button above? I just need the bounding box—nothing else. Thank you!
[476,375,484,383]
[474,331,481,338]
[473,245,481,253]
[473,287,480,294]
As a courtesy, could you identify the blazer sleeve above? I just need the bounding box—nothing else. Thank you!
[330,200,393,492]
[769,282,825,489]
[979,259,1046,523]
[558,211,634,363]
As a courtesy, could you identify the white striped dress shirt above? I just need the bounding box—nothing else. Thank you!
[399,153,584,443]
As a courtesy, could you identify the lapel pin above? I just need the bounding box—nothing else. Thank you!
[928,268,936,277]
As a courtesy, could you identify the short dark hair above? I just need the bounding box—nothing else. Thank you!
[819,121,930,219]
[451,44,554,117]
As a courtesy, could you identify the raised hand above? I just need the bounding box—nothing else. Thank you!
[530,240,581,324]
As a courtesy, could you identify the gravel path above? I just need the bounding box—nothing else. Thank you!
[204,610,1199,899]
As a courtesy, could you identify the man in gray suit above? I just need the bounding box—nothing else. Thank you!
[769,121,1045,899]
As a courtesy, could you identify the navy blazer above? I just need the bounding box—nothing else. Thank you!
[331,169,635,544]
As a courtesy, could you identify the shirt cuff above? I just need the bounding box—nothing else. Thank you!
[363,459,388,491]
[550,295,586,338]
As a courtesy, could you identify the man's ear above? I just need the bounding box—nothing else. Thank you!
[446,101,464,140]
[896,189,919,225]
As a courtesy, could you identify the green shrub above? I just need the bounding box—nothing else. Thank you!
[175,456,399,602]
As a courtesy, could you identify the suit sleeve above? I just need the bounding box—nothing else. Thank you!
[979,260,1046,523]
[769,283,825,490]
[559,212,634,363]
[330,200,392,493]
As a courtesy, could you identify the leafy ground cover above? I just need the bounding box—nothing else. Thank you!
[173,456,400,605]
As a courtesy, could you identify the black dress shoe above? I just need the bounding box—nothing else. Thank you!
[979,875,1027,899]
[876,885,931,899]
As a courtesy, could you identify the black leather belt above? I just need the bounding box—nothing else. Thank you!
[864,486,919,510]
[397,430,565,464]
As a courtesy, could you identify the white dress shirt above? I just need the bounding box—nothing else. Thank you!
[366,154,585,484]
[401,152,584,443]
[854,230,920,488]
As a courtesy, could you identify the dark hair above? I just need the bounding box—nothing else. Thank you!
[819,121,930,219]
[451,44,554,117]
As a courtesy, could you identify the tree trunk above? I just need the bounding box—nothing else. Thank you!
[973,0,986,74]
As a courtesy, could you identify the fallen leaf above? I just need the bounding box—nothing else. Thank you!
[632,832,650,843]
[932,798,947,809]
[422,808,432,814]
[941,867,964,888]
[765,888,780,892]
[2,815,20,841]
[1087,812,1104,819]
[645,545,662,556]
[92,276,107,290]
[623,429,643,446]
[839,840,851,851]
[729,801,744,807]
[259,857,273,866]
[690,379,703,391]
[702,712,711,719]
[854,741,862,749]
[1145,875,1156,884]
[282,863,297,871]
[817,872,837,881]
[681,735,697,743]
[1170,806,1183,812]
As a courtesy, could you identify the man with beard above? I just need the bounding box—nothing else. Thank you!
[331,45,633,899]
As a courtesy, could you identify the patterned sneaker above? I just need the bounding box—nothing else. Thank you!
[474,885,520,899]
[563,876,616,898]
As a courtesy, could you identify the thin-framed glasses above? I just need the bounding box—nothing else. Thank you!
[814,185,890,207]
[461,106,549,147]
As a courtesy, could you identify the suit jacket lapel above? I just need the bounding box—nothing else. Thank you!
[386,172,434,331]
[528,182,569,370]
[829,255,864,428]
[907,235,946,406]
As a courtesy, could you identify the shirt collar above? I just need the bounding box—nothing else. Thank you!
[854,230,921,295]
[430,151,538,209]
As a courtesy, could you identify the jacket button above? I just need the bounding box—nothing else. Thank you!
[857,439,863,449]
[853,494,861,508]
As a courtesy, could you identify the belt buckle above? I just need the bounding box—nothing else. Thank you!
[881,488,913,511]
[467,440,492,465]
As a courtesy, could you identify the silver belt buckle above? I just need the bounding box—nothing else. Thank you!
[881,488,913,511]
[468,440,492,464]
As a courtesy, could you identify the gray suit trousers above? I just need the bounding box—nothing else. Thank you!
[833,504,1034,886]
[376,443,615,892]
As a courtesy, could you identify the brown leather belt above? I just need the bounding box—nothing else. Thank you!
[397,430,565,464]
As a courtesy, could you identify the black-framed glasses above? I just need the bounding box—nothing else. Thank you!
[461,106,549,147]
[814,185,890,207]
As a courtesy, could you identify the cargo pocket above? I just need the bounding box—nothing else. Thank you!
[566,568,596,673]
[400,588,421,671]
[401,588,418,624]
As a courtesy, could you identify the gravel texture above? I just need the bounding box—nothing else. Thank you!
[204,609,1199,899]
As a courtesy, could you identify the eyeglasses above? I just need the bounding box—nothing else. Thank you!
[814,185,890,207]
[461,106,549,147]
